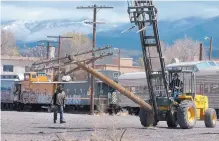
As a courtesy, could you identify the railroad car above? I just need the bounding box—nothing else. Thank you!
[1,74,21,110]
[3,70,119,112]
[117,61,219,116]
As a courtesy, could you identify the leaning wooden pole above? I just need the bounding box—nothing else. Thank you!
[68,55,153,111]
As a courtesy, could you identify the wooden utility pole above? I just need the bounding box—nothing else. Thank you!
[119,49,121,71]
[77,4,113,115]
[199,43,203,61]
[47,35,73,81]
[209,37,213,60]
[114,48,121,71]
[37,40,58,59]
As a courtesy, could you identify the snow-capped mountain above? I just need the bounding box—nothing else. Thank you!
[1,19,123,42]
[1,16,219,58]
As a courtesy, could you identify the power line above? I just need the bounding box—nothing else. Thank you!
[31,45,113,76]
[77,4,113,115]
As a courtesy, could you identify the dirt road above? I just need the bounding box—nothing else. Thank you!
[1,111,219,141]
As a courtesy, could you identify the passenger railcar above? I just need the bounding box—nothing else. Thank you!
[117,61,219,116]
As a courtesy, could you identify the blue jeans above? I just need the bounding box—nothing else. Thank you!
[54,105,64,122]
[172,90,181,99]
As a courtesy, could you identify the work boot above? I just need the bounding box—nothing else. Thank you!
[54,120,56,123]
[60,121,66,124]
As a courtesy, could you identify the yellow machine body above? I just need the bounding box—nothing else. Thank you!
[178,94,209,120]
[24,72,54,82]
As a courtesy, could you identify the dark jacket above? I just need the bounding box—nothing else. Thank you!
[169,78,183,91]
[52,90,66,106]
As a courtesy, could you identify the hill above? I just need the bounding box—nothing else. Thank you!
[1,16,219,58]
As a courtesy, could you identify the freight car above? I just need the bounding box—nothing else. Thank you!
[1,74,21,110]
[1,70,119,113]
[116,61,219,116]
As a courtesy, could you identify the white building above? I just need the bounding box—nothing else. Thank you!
[0,56,39,75]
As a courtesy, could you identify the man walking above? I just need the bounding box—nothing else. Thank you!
[51,84,66,123]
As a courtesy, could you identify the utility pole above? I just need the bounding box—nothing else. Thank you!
[77,4,113,115]
[119,49,121,71]
[114,48,121,71]
[199,43,203,61]
[37,40,58,59]
[209,37,213,60]
[47,35,73,81]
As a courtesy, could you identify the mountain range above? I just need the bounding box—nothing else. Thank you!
[1,16,219,59]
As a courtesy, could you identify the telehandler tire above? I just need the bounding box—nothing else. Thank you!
[139,107,154,127]
[204,108,217,128]
[177,100,197,129]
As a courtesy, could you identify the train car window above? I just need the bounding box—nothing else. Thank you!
[32,74,37,78]
[113,72,119,78]
[108,85,114,92]
[80,89,83,94]
[204,83,209,93]
[186,66,194,71]
[210,84,219,94]
[37,72,46,76]
[207,61,216,67]
[196,62,210,70]
[131,86,136,93]
[100,89,103,95]
[181,66,186,70]
[3,65,14,72]
[24,73,30,80]
[193,66,198,72]
[200,84,203,94]
[47,75,51,80]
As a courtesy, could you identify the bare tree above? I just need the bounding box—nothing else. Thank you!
[60,32,92,57]
[59,32,92,80]
[164,37,207,64]
[137,57,144,67]
[136,39,207,69]
[136,41,169,70]
[1,29,19,56]
[22,45,47,58]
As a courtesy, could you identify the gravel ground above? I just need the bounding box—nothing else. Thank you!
[1,111,219,141]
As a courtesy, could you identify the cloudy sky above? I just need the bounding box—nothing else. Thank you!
[1,1,219,23]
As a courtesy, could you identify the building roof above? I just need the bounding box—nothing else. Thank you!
[166,61,201,67]
[120,58,133,60]
[1,56,40,61]
[166,60,219,70]
[118,72,146,80]
[95,64,144,69]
